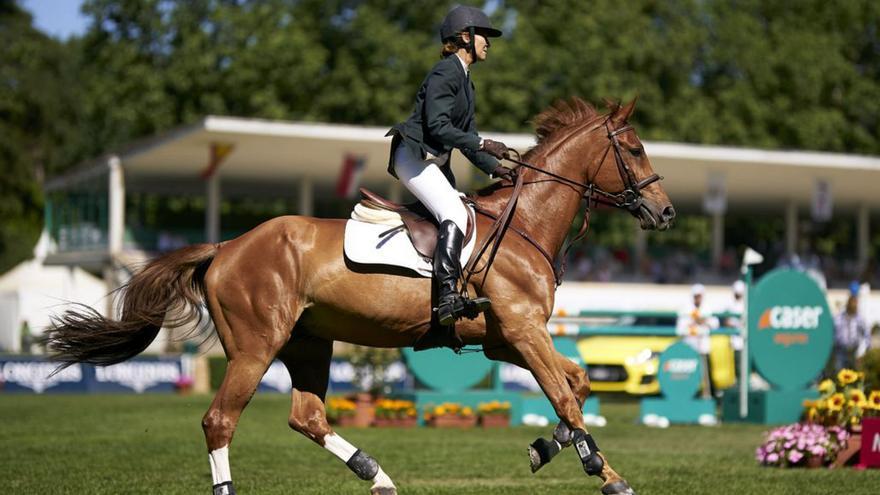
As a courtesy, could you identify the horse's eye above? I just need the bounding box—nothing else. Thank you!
[629,147,643,157]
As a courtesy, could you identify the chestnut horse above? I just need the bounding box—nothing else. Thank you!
[46,98,673,495]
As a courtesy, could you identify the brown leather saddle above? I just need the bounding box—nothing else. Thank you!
[358,188,474,259]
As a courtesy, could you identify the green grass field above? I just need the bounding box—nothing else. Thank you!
[0,394,876,494]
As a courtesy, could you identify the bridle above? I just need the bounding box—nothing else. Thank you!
[505,119,662,212]
[465,117,663,287]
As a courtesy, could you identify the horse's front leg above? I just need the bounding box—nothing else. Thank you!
[485,346,592,471]
[498,324,636,495]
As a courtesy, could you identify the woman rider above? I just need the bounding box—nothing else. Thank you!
[386,5,514,330]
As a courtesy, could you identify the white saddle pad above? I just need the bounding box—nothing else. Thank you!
[344,203,476,277]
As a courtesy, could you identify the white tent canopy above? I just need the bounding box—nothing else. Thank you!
[0,233,108,352]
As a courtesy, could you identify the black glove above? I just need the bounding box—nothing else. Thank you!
[481,139,510,159]
[492,165,515,181]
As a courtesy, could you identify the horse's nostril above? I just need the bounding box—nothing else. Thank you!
[661,206,676,221]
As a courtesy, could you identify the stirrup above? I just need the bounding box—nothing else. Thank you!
[436,296,491,326]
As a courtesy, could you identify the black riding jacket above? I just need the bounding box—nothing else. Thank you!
[386,55,499,179]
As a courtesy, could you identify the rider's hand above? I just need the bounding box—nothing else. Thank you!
[481,139,510,159]
[491,165,515,181]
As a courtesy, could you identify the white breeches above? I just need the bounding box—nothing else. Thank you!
[393,145,468,234]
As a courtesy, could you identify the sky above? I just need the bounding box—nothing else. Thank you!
[21,0,89,39]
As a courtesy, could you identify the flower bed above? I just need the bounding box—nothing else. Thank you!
[423,402,477,428]
[373,399,417,427]
[477,401,511,428]
[805,369,880,429]
[326,397,359,427]
[756,423,849,468]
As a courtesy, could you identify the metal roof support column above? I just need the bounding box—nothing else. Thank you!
[785,201,798,256]
[107,155,125,319]
[711,212,724,270]
[857,203,869,272]
[633,220,646,278]
[299,177,314,217]
[108,155,125,255]
[206,173,220,244]
[201,143,234,244]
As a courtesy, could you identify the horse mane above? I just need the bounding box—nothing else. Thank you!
[532,97,602,146]
[473,97,607,198]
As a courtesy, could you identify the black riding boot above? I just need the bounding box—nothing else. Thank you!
[434,220,491,326]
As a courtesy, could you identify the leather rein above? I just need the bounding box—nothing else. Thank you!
[464,119,662,287]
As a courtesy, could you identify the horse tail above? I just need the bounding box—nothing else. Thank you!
[45,243,218,370]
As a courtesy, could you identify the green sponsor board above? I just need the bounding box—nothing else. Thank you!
[641,341,714,424]
[657,341,702,400]
[748,269,833,390]
[403,338,600,425]
[403,348,492,393]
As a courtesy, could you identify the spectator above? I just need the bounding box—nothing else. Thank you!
[676,284,719,398]
[722,281,746,382]
[722,280,745,351]
[833,293,870,370]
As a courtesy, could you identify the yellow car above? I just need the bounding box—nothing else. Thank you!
[576,335,736,395]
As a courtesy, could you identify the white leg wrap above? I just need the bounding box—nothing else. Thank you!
[209,446,231,485]
[323,433,358,462]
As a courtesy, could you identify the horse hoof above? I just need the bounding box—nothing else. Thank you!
[527,444,543,473]
[370,487,397,495]
[601,480,636,495]
[528,437,561,473]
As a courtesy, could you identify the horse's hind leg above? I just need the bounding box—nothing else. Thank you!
[202,297,296,494]
[279,333,397,495]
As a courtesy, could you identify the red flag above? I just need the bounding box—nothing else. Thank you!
[335,154,366,198]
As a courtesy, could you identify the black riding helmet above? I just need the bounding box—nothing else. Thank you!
[440,5,502,60]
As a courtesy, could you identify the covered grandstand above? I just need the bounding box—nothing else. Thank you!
[42,116,880,285]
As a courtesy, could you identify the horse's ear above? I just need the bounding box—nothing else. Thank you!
[602,97,620,112]
[610,97,638,125]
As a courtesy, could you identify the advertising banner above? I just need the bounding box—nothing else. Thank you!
[0,356,184,394]
[749,269,833,390]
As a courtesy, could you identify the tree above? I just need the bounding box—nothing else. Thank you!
[0,1,82,273]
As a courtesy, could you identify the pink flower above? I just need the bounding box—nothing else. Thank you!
[788,451,804,464]
[766,453,779,463]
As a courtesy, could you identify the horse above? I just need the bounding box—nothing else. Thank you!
[45,97,674,495]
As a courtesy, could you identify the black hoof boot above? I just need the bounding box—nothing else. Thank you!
[213,481,236,495]
[528,437,561,473]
